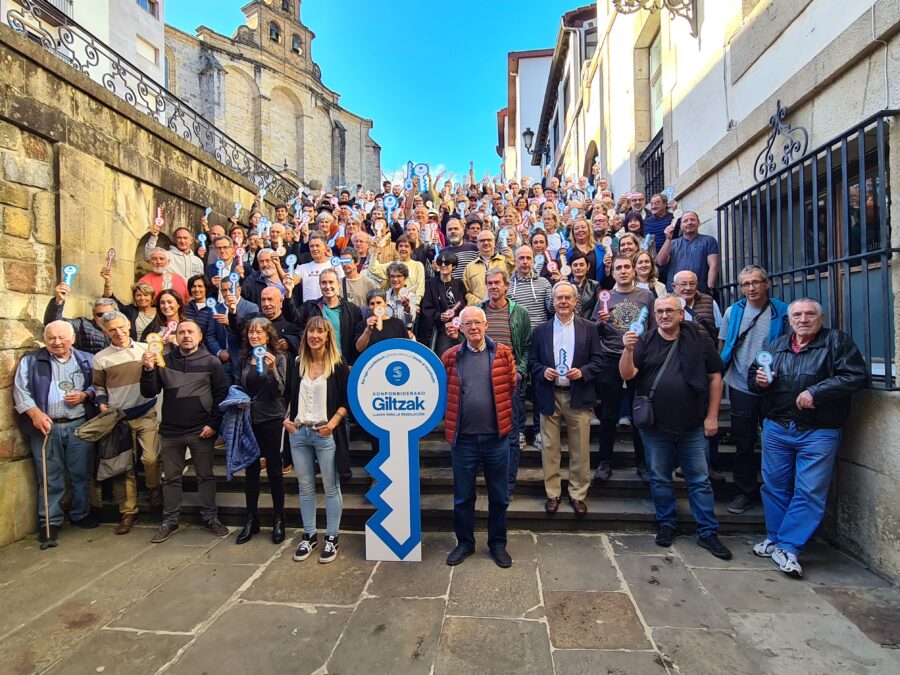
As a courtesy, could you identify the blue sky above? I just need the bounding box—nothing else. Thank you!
[165,0,564,182]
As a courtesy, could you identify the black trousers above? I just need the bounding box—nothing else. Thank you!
[595,356,645,468]
[245,418,286,516]
[728,386,763,498]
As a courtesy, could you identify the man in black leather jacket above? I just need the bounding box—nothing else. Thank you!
[747,298,865,579]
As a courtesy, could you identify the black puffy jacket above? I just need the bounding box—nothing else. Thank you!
[748,328,866,430]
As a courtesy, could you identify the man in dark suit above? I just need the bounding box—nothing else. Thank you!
[530,281,604,515]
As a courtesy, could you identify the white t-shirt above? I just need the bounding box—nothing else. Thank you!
[297,260,344,302]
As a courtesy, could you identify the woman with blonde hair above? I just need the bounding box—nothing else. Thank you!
[284,317,351,564]
[633,249,666,298]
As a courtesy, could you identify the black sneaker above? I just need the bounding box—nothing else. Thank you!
[490,548,513,568]
[71,514,100,529]
[594,461,612,482]
[698,534,733,560]
[727,494,754,514]
[319,535,339,564]
[293,534,318,561]
[655,525,678,547]
[446,543,474,566]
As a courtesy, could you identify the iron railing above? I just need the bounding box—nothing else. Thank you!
[639,129,665,198]
[5,0,299,202]
[716,110,898,389]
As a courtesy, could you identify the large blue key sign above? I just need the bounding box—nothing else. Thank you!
[349,339,446,561]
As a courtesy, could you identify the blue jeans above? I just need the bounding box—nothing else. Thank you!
[451,433,509,551]
[29,419,93,526]
[510,375,524,495]
[640,426,719,538]
[760,419,841,555]
[290,427,343,537]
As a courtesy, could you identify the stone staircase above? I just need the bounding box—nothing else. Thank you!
[99,415,766,535]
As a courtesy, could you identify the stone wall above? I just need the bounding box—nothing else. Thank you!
[0,22,273,545]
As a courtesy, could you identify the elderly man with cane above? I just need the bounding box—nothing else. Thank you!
[13,321,98,548]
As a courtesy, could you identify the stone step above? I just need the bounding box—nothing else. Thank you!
[187,464,743,501]
[113,491,763,534]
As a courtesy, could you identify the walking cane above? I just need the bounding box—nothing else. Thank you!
[39,430,56,550]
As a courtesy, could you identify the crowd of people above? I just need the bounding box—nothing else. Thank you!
[13,163,866,576]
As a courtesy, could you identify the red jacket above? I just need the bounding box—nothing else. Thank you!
[441,337,516,445]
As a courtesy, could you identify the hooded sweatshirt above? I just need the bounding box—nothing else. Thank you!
[508,271,552,329]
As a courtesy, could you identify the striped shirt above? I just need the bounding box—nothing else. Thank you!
[93,341,157,416]
[484,303,513,349]
[442,244,478,280]
[508,273,552,329]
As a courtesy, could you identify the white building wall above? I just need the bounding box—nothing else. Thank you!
[513,55,552,181]
[75,0,166,84]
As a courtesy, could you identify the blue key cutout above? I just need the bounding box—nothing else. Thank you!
[349,339,447,561]
[252,345,266,375]
[62,264,78,285]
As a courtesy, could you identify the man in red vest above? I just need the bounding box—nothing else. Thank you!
[441,306,517,569]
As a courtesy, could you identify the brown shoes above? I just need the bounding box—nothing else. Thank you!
[115,513,137,535]
[569,498,588,515]
[545,497,561,514]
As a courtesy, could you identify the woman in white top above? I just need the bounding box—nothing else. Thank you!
[283,317,350,564]
[633,249,667,298]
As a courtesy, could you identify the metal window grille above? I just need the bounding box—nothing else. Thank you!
[716,111,898,389]
[640,130,664,198]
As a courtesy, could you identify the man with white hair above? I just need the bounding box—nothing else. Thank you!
[441,306,517,568]
[138,247,188,302]
[13,320,98,547]
[241,248,285,306]
[748,298,865,578]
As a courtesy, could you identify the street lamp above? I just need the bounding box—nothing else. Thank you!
[522,127,550,164]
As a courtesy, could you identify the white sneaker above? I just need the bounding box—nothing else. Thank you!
[533,435,544,451]
[292,534,317,562]
[772,547,803,578]
[753,538,776,557]
[618,416,632,427]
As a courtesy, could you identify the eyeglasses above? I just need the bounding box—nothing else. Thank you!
[655,308,682,315]
[437,261,453,266]
[461,320,486,327]
[674,281,697,288]
[740,280,766,289]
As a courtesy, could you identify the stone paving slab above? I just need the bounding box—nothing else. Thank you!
[110,562,256,632]
[692,568,838,614]
[652,627,765,675]
[799,541,892,588]
[536,533,621,591]
[198,531,284,565]
[731,611,899,673]
[328,597,445,675]
[241,533,375,605]
[544,590,650,650]
[44,630,191,675]
[815,585,900,646]
[0,543,202,673]
[616,553,731,629]
[447,534,540,618]
[608,532,669,555]
[551,649,668,673]
[169,601,351,674]
[366,533,455,598]
[433,617,553,675]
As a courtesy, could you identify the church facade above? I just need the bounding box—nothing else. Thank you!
[164,0,381,191]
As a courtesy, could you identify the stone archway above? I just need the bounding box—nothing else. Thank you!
[583,140,599,179]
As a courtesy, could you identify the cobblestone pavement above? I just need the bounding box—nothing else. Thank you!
[1,526,898,674]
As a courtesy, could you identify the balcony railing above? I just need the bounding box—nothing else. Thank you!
[5,0,298,203]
